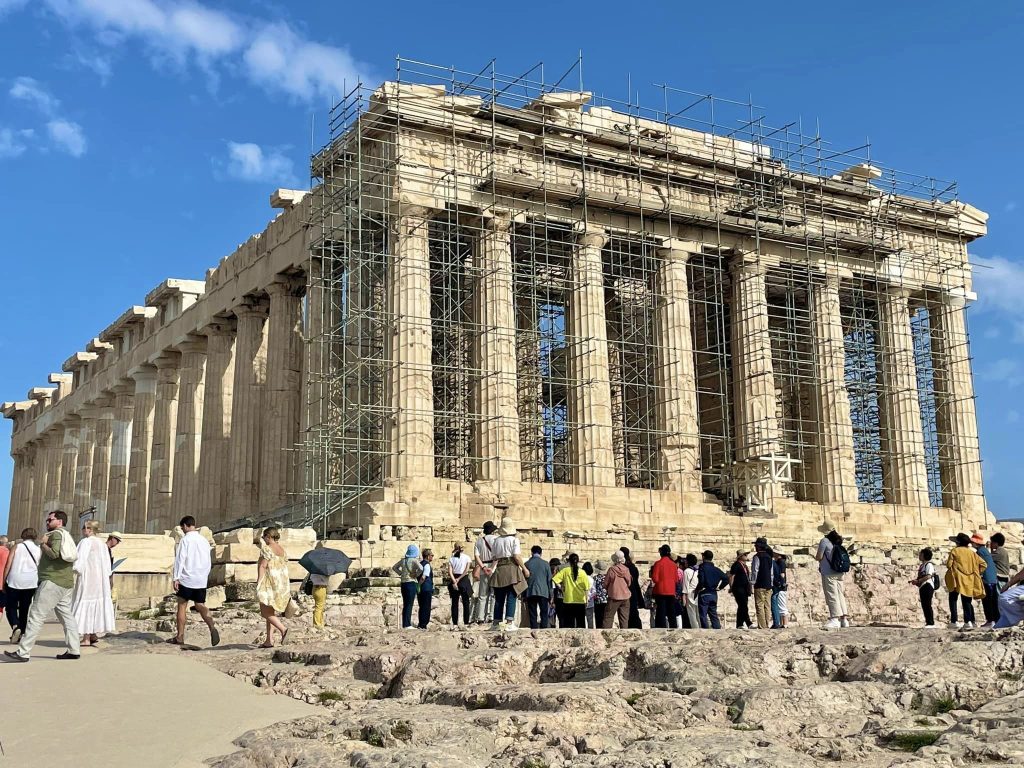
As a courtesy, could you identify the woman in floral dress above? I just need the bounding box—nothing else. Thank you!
[256,526,290,647]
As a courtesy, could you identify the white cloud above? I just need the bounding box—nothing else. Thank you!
[972,255,1024,343]
[9,77,60,115]
[22,0,371,101]
[66,50,114,83]
[224,141,294,183]
[0,127,34,158]
[47,119,87,156]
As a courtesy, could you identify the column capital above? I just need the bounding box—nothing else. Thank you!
[232,297,269,319]
[129,365,158,384]
[152,351,182,370]
[392,204,435,222]
[575,226,607,250]
[200,317,237,338]
[108,381,136,398]
[728,249,765,274]
[86,394,114,411]
[174,336,208,355]
[882,282,914,301]
[934,287,976,310]
[266,275,306,298]
[656,239,701,262]
[810,265,853,288]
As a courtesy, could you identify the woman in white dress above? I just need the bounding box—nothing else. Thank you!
[72,520,115,646]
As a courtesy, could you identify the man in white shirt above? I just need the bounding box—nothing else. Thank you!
[170,516,219,647]
[447,544,473,626]
[472,521,497,623]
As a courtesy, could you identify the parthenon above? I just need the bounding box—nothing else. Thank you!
[3,61,995,543]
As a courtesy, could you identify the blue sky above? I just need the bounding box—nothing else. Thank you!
[1,1,1022,531]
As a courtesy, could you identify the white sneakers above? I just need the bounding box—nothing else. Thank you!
[947,621,962,630]
[923,624,940,629]
[840,618,851,628]
[979,621,995,630]
[9,628,21,644]
[962,621,976,630]
[823,618,842,630]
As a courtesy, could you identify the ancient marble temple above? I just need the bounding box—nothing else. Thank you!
[4,77,994,544]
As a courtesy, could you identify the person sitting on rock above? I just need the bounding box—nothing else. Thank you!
[993,565,1024,630]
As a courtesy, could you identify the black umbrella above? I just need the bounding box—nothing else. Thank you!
[299,548,353,577]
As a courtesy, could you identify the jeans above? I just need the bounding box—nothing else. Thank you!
[733,592,751,628]
[526,595,550,629]
[493,585,517,623]
[400,581,418,628]
[17,580,80,658]
[654,595,678,628]
[417,589,433,629]
[449,579,472,625]
[562,602,586,628]
[473,571,493,622]
[604,599,630,628]
[754,588,772,628]
[981,582,1000,623]
[919,583,935,625]
[771,592,781,628]
[698,593,721,629]
[948,591,976,624]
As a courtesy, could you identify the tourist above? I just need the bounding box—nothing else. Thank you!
[0,535,8,625]
[591,560,609,629]
[392,544,423,630]
[472,521,498,623]
[972,533,1000,629]
[993,565,1024,630]
[990,533,1011,592]
[168,516,219,648]
[728,550,753,630]
[310,573,329,629]
[4,510,81,662]
[72,520,115,647]
[106,530,122,593]
[650,544,679,629]
[620,547,644,628]
[417,549,435,630]
[488,518,529,631]
[696,550,729,629]
[3,528,39,644]
[582,562,596,628]
[750,538,774,629]
[945,532,985,630]
[603,551,632,629]
[446,543,473,627]
[771,549,789,629]
[552,552,589,628]
[815,521,851,629]
[680,553,700,630]
[549,557,564,627]
[909,547,939,628]
[255,527,290,647]
[524,545,552,629]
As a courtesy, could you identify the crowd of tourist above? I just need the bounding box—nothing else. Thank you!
[392,516,1024,634]
[1,510,1023,663]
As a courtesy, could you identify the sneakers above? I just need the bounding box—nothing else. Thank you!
[840,618,851,628]
[2,650,28,663]
[947,621,962,630]
[10,628,22,644]
[962,621,976,631]
[822,618,842,630]
[504,622,519,633]
[979,621,995,630]
[923,623,940,629]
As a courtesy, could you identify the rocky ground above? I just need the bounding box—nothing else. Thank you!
[111,601,1024,768]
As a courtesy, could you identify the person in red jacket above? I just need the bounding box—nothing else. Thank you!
[650,545,679,628]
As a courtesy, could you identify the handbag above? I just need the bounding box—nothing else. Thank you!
[284,599,299,618]
[55,530,78,563]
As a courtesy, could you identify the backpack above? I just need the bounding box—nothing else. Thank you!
[54,529,78,563]
[829,543,851,573]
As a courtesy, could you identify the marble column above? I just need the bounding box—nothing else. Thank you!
[474,214,522,485]
[20,445,36,534]
[8,451,25,537]
[877,286,930,508]
[810,271,859,503]
[89,397,114,524]
[567,229,616,487]
[58,417,80,512]
[198,321,235,522]
[386,208,436,480]
[125,366,157,532]
[654,242,702,492]
[260,278,304,512]
[730,251,782,460]
[930,291,985,516]
[172,338,207,519]
[46,428,66,510]
[30,434,53,519]
[228,301,268,519]
[73,413,96,515]
[147,353,181,533]
[106,384,135,530]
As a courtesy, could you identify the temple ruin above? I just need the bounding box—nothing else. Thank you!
[3,60,995,547]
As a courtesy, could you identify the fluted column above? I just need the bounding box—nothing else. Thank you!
[930,291,985,516]
[654,242,701,492]
[58,417,80,512]
[106,384,135,530]
[386,208,435,480]
[730,251,781,460]
[125,366,157,532]
[172,338,207,519]
[228,301,268,519]
[8,451,25,537]
[89,398,114,524]
[73,413,96,514]
[877,286,930,507]
[567,229,616,487]
[475,214,522,485]
[810,271,859,503]
[30,434,54,517]
[199,321,235,522]
[260,279,305,511]
[20,445,36,535]
[147,353,181,533]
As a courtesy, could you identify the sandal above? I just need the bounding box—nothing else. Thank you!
[165,637,183,645]
[258,642,274,648]
[280,629,289,646]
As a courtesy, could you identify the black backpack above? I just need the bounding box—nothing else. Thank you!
[829,544,851,573]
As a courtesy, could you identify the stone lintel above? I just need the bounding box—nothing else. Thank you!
[28,386,56,401]
[526,91,593,111]
[62,351,99,372]
[270,189,309,210]
[86,337,115,354]
[145,279,206,308]
[656,238,702,260]
[99,305,158,343]
[2,400,32,418]
[48,372,73,387]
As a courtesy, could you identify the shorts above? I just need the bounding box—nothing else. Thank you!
[176,585,207,604]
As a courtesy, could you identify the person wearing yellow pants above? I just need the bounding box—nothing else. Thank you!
[311,574,328,629]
